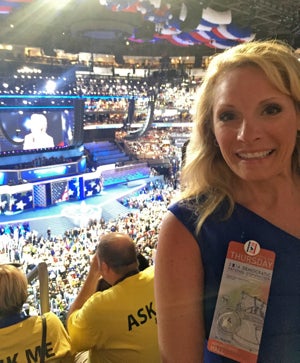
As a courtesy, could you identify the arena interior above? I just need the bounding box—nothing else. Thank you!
[0,0,299,319]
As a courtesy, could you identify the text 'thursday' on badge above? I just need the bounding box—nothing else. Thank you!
[208,241,276,363]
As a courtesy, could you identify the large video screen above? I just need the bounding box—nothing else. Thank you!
[0,107,75,153]
[0,97,85,154]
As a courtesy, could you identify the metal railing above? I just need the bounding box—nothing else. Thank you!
[26,262,50,314]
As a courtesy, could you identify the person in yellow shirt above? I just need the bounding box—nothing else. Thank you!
[0,264,73,362]
[67,232,159,363]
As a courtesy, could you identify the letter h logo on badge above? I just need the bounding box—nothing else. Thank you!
[244,240,260,257]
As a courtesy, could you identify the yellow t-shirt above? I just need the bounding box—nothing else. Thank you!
[68,266,159,363]
[0,312,73,362]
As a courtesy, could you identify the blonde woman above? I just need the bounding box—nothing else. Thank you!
[23,113,54,150]
[0,264,73,362]
[155,40,300,362]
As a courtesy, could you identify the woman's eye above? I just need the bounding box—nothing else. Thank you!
[263,104,282,115]
[218,111,236,122]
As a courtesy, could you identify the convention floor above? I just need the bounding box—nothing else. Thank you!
[0,182,145,236]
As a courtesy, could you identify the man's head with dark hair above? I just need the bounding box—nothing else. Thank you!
[97,232,139,278]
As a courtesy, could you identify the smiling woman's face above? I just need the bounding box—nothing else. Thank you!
[212,65,300,183]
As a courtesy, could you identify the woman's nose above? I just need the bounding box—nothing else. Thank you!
[237,118,261,142]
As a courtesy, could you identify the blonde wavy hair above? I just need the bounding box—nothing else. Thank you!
[181,39,300,232]
[0,264,28,316]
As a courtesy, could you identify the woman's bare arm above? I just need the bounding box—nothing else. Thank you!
[154,211,205,363]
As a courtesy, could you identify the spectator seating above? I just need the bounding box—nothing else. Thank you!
[85,141,130,166]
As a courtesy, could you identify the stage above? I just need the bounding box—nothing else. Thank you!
[0,181,147,237]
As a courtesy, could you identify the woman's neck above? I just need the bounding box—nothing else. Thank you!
[233,175,300,210]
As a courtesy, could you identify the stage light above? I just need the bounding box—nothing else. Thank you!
[45,80,57,94]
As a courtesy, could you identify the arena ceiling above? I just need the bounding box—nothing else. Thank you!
[0,0,300,59]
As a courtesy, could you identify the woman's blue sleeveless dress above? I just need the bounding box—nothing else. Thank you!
[169,200,300,363]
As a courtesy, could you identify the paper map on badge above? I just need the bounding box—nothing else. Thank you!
[208,240,276,363]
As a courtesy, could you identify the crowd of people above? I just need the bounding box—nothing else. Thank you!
[121,128,188,163]
[0,179,176,321]
[2,38,300,362]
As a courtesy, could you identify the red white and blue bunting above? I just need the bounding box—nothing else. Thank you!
[99,0,255,49]
[0,0,32,15]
